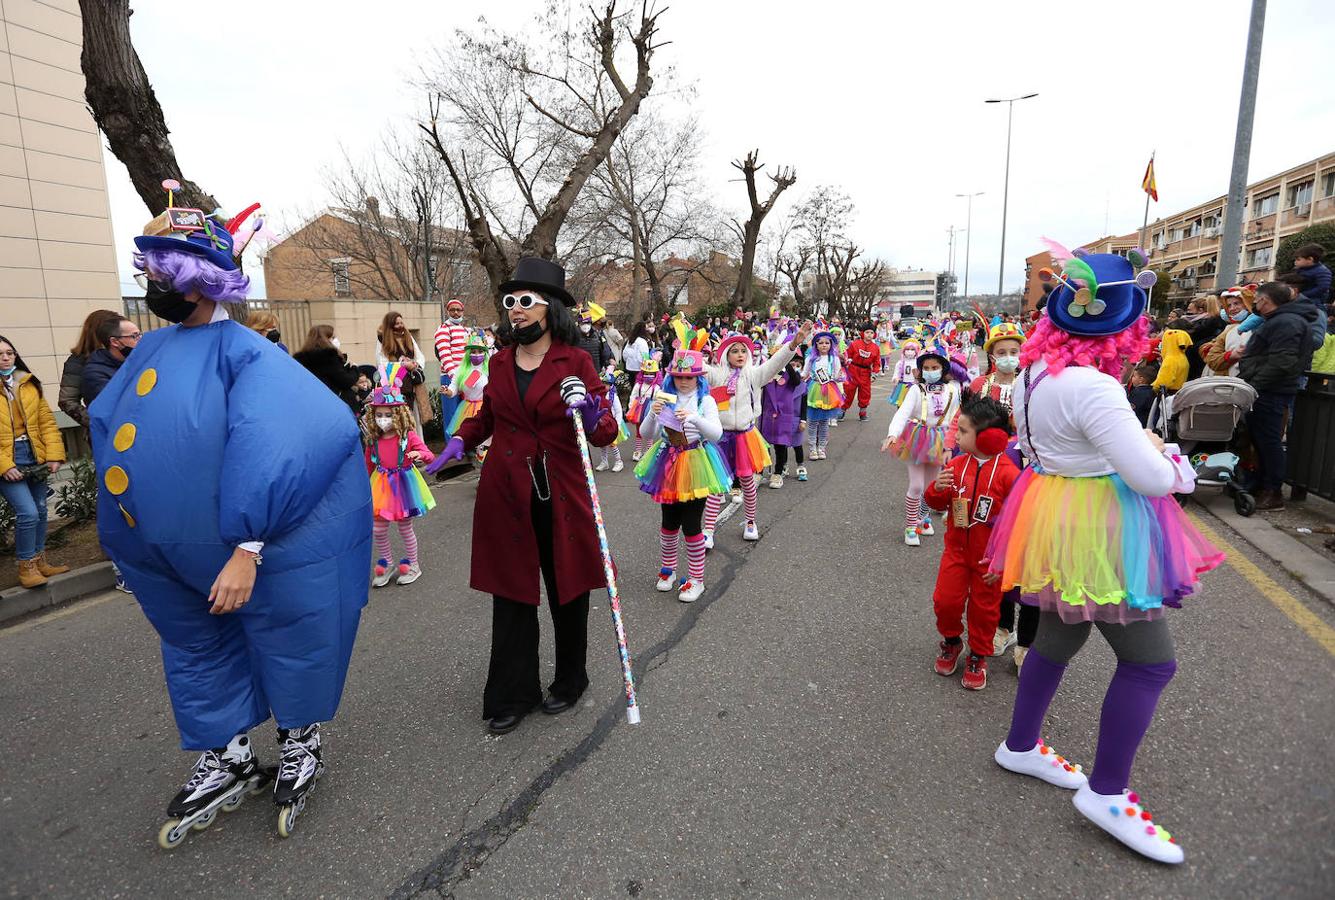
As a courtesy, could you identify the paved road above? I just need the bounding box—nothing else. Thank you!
[3,377,1333,899]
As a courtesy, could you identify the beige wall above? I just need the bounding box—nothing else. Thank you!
[0,0,121,400]
[305,298,444,385]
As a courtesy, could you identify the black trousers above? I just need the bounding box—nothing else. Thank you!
[772,443,804,472]
[998,589,1040,647]
[661,497,707,537]
[483,494,590,719]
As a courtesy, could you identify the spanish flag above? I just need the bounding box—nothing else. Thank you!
[1142,155,1158,202]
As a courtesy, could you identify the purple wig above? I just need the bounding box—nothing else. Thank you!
[134,248,250,303]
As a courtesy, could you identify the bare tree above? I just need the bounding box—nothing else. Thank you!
[728,150,796,310]
[80,0,216,212]
[418,1,666,315]
[280,136,483,309]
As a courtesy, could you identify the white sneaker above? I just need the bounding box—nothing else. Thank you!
[917,518,935,537]
[703,530,714,550]
[831,418,840,427]
[678,579,704,603]
[595,459,609,472]
[993,738,1088,789]
[655,569,677,592]
[730,488,742,504]
[612,459,624,473]
[1013,645,1029,671]
[396,563,421,586]
[796,466,808,481]
[373,560,393,588]
[769,474,783,489]
[632,450,642,462]
[742,521,759,541]
[992,628,1017,657]
[904,527,920,547]
[1073,785,1184,865]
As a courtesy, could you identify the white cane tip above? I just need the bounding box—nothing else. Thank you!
[625,706,642,725]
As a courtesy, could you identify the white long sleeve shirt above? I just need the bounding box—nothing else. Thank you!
[638,390,723,445]
[888,382,960,439]
[704,343,797,432]
[1013,361,1175,497]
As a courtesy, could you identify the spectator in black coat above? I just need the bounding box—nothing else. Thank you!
[81,315,141,407]
[1127,362,1159,427]
[293,324,361,414]
[1182,295,1226,381]
[1238,282,1320,510]
[1292,242,1332,305]
[573,310,613,371]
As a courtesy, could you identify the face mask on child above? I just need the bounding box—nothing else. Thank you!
[375,415,394,432]
[994,356,1020,373]
[1224,308,1248,322]
[922,369,942,384]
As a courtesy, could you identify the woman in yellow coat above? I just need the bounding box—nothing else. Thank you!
[0,335,68,587]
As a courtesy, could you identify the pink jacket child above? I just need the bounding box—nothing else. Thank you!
[362,364,436,587]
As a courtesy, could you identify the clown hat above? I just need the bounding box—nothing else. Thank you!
[811,330,838,349]
[983,322,1026,353]
[916,342,951,371]
[715,334,756,364]
[445,298,465,313]
[370,363,409,407]
[134,180,245,273]
[641,358,660,375]
[1043,251,1153,337]
[464,330,489,353]
[668,349,706,377]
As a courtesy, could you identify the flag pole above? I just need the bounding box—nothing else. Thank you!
[1140,151,1154,250]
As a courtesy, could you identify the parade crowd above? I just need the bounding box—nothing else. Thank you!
[2,187,1331,864]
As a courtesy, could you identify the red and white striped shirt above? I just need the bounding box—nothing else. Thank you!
[433,322,470,378]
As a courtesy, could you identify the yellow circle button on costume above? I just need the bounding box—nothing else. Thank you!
[136,369,158,396]
[104,465,129,495]
[113,423,136,452]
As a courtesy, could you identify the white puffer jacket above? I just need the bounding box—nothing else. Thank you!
[704,343,798,432]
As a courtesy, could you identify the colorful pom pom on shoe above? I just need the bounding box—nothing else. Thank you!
[993,738,1088,790]
[1073,784,1184,865]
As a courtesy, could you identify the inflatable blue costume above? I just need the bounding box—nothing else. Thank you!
[90,186,371,844]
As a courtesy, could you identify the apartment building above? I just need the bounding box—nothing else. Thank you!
[0,1,123,402]
[1023,151,1335,310]
[874,268,941,318]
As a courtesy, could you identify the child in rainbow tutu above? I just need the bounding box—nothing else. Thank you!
[445,332,490,464]
[624,357,662,462]
[364,364,436,587]
[882,343,960,547]
[702,323,812,546]
[595,366,628,473]
[635,350,730,603]
[802,331,844,460]
[987,249,1223,865]
[887,339,920,408]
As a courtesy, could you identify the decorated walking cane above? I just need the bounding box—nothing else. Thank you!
[560,375,642,725]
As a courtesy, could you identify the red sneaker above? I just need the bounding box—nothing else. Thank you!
[962,653,988,690]
[935,640,964,676]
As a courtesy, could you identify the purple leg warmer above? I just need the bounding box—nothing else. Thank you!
[1005,649,1067,752]
[1088,660,1177,795]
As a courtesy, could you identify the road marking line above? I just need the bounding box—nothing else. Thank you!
[0,590,122,637]
[1191,512,1335,657]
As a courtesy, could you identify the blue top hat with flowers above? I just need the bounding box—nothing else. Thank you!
[132,179,242,272]
[1042,249,1155,337]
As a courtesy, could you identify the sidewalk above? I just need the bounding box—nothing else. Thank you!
[1196,490,1335,606]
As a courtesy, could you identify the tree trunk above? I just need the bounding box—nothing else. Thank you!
[79,0,218,214]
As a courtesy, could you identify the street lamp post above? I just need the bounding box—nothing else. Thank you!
[986,93,1038,313]
[955,191,984,302]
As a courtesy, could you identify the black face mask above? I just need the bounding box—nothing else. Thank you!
[115,342,133,358]
[145,281,197,323]
[266,329,281,343]
[512,319,547,346]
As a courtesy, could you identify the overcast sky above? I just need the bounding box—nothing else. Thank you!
[106,0,1335,299]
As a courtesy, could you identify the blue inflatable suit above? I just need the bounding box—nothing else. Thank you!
[90,319,372,751]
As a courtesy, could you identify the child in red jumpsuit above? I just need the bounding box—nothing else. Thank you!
[923,396,1019,691]
[841,324,881,421]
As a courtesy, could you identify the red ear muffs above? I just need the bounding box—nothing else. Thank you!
[976,427,1011,457]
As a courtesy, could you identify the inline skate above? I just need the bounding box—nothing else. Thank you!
[158,734,271,849]
[274,724,324,838]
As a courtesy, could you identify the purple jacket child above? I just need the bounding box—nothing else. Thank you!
[761,368,808,448]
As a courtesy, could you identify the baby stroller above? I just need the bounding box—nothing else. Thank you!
[1150,376,1258,515]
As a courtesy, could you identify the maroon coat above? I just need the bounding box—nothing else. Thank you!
[456,342,618,605]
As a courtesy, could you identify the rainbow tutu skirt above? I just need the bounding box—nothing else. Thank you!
[986,469,1224,624]
[717,427,772,478]
[446,397,483,437]
[634,440,733,504]
[807,380,844,411]
[371,465,436,521]
[887,381,912,407]
[888,420,949,466]
[625,394,648,425]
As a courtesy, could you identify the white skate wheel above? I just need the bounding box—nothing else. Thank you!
[157,819,187,850]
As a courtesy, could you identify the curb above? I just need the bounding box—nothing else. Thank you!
[1196,494,1335,607]
[0,561,117,627]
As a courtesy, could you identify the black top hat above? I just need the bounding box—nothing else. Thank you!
[499,257,575,307]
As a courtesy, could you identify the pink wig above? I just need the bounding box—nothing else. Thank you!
[134,248,250,303]
[1019,314,1152,378]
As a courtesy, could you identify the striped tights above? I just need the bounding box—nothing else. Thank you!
[374,519,419,566]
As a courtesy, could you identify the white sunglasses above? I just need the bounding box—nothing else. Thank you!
[502,292,549,310]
